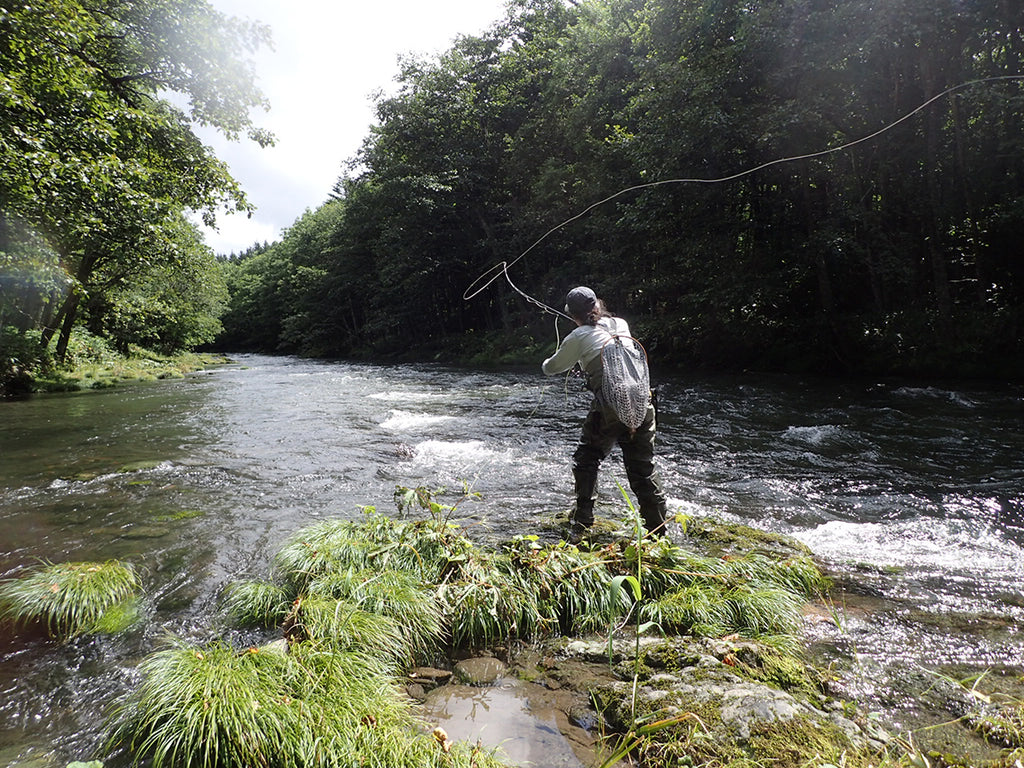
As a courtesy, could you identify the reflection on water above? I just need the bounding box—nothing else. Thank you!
[422,678,591,768]
[1,355,1023,765]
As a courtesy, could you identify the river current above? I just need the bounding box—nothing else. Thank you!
[1,354,1022,765]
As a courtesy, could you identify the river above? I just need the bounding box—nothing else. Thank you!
[1,354,1022,766]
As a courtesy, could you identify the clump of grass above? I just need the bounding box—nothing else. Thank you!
[286,596,410,666]
[89,596,145,635]
[222,579,292,628]
[437,550,538,647]
[271,507,473,592]
[306,568,445,656]
[640,582,730,637]
[273,518,374,592]
[635,542,828,602]
[108,637,509,768]
[640,563,808,650]
[0,560,142,639]
[109,639,297,767]
[503,536,626,635]
[246,495,827,654]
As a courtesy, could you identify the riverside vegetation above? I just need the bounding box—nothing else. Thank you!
[2,486,1022,768]
[0,325,228,397]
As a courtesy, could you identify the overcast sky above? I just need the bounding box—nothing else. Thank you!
[199,0,510,255]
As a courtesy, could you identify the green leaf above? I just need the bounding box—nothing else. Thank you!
[610,574,642,603]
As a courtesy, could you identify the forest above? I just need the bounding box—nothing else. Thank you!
[3,0,1024,388]
[0,0,271,391]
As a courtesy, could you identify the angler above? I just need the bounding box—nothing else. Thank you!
[542,286,669,543]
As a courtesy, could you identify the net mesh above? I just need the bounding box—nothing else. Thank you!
[601,336,650,430]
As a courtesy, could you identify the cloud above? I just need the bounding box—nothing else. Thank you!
[198,0,510,255]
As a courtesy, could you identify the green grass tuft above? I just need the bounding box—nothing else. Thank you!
[0,560,142,639]
[287,596,410,667]
[109,637,510,768]
[222,579,293,628]
[306,568,445,657]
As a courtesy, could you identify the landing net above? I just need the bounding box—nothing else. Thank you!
[601,336,650,431]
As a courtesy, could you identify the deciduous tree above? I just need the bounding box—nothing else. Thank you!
[0,0,272,360]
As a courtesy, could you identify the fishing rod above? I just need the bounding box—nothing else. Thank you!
[463,75,1024,320]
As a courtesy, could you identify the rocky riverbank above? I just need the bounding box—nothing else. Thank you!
[405,610,1023,768]
[398,513,1024,768]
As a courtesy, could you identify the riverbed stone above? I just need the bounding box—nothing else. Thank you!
[119,523,170,539]
[405,682,427,702]
[719,682,804,740]
[562,634,668,663]
[409,666,452,682]
[453,656,507,685]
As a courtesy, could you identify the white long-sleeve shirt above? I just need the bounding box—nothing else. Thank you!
[542,317,632,378]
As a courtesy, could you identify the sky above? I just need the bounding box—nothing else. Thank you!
[199,0,511,255]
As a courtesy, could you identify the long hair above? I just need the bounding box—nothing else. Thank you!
[578,299,612,327]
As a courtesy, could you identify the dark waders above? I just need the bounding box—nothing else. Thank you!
[571,398,668,534]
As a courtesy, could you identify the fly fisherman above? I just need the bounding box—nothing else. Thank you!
[542,286,669,543]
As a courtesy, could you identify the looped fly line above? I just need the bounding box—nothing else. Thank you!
[462,75,1024,319]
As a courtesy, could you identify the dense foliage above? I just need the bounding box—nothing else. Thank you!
[0,0,270,380]
[222,0,1024,378]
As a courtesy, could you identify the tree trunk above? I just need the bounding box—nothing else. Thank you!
[42,252,96,361]
[54,293,81,363]
[40,291,75,349]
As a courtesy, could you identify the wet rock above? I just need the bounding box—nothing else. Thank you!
[453,656,507,685]
[409,666,452,683]
[119,524,170,539]
[648,672,682,687]
[562,639,606,660]
[406,682,427,702]
[568,704,599,732]
[562,635,666,663]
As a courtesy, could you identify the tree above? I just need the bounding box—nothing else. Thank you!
[0,0,272,360]
[85,218,229,353]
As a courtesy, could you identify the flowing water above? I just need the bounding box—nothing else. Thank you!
[1,355,1022,766]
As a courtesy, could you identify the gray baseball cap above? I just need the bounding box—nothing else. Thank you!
[565,286,597,317]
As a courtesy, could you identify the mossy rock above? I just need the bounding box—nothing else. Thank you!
[682,515,812,558]
[744,717,875,767]
[151,509,203,523]
[730,643,826,696]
